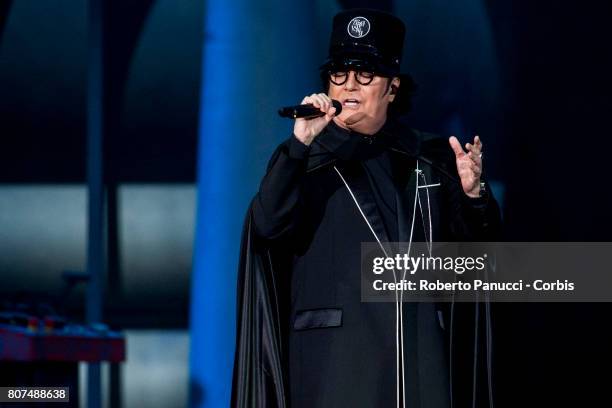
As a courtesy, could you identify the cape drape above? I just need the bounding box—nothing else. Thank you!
[231,211,290,408]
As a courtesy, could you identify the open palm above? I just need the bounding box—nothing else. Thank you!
[449,135,483,198]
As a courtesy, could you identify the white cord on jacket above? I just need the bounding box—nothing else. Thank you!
[334,161,435,408]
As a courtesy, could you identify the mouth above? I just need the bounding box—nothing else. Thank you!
[342,98,361,109]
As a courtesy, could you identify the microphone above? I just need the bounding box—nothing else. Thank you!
[278,99,342,119]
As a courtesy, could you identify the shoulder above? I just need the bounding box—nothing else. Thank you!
[391,119,458,178]
[419,131,455,164]
[265,135,337,174]
[393,119,454,163]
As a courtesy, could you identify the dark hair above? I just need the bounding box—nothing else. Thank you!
[319,71,417,116]
[388,73,417,116]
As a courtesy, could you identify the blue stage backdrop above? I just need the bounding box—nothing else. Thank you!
[189,1,327,407]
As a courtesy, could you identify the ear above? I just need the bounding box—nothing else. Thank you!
[388,77,401,102]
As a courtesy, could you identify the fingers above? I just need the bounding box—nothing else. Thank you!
[324,106,337,121]
[449,136,465,158]
[467,149,481,164]
[474,135,482,150]
[303,93,331,113]
[465,135,483,166]
[465,135,482,154]
[301,93,336,121]
[456,157,481,175]
[314,94,330,113]
[313,94,336,120]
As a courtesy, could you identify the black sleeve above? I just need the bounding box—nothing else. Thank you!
[251,135,311,239]
[446,178,502,241]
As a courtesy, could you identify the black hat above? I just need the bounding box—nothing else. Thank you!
[321,9,406,77]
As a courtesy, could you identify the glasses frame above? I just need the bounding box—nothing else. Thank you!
[328,70,376,86]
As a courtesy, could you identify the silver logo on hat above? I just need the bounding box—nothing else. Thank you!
[347,16,370,38]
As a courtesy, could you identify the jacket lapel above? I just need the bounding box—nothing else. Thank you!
[396,162,419,244]
[337,162,391,245]
[389,128,421,244]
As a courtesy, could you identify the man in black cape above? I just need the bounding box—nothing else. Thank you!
[232,9,501,408]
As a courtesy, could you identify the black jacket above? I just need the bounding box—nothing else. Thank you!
[232,119,502,408]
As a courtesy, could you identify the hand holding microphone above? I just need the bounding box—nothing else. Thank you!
[278,97,342,120]
[284,93,341,146]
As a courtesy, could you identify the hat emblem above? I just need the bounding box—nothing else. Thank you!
[347,16,370,38]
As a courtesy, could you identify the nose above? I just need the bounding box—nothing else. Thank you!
[344,71,359,91]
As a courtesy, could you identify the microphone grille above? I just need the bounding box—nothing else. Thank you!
[331,99,342,115]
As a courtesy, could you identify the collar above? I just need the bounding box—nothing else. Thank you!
[314,120,400,160]
[307,117,422,172]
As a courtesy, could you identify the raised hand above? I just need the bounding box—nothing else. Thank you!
[449,135,483,198]
[293,93,337,145]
